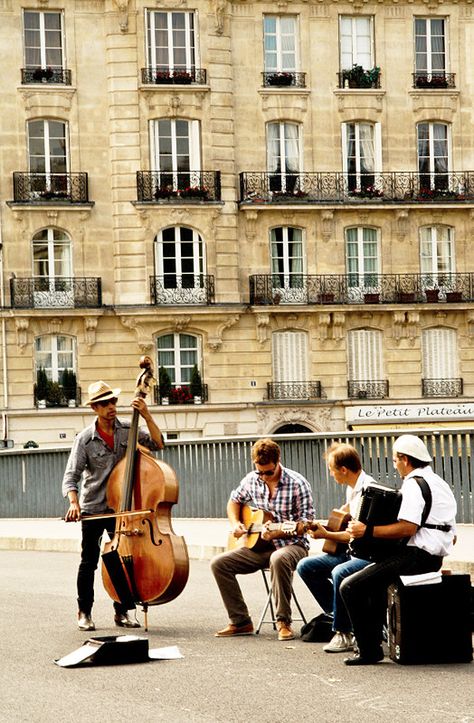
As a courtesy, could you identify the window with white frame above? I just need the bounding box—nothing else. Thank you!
[23,10,64,69]
[348,329,383,382]
[150,119,200,191]
[32,227,73,299]
[154,226,204,290]
[345,227,380,293]
[417,122,450,190]
[422,328,458,380]
[271,227,304,294]
[272,330,308,383]
[414,18,447,74]
[27,119,68,194]
[157,333,200,386]
[146,10,196,72]
[267,122,301,193]
[35,335,75,381]
[340,16,374,70]
[263,15,298,72]
[420,226,454,276]
[342,121,381,192]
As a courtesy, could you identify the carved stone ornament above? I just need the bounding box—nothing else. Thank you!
[207,314,239,350]
[396,210,409,241]
[332,312,346,341]
[255,313,270,345]
[467,311,474,339]
[214,0,226,35]
[318,313,331,341]
[113,0,130,33]
[120,316,154,352]
[256,405,333,435]
[84,317,98,351]
[244,209,259,240]
[15,318,29,351]
[173,316,191,332]
[48,318,63,334]
[321,211,334,242]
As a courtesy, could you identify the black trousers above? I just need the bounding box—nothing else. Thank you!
[340,546,442,656]
[77,516,132,616]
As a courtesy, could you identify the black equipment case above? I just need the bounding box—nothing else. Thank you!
[388,573,473,664]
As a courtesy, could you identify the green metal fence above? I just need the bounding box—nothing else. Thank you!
[0,429,472,522]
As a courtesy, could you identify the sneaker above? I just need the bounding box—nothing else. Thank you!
[114,611,141,629]
[78,611,95,631]
[323,632,355,653]
[276,621,295,641]
[215,622,254,637]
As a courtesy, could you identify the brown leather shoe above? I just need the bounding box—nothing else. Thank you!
[215,622,254,637]
[276,621,295,641]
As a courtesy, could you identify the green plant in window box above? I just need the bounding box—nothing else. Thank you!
[158,366,172,402]
[46,380,63,406]
[35,367,49,405]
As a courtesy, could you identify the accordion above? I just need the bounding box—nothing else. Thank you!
[349,483,405,562]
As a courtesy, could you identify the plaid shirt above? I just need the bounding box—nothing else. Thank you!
[230,465,315,550]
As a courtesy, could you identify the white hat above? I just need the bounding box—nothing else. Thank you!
[85,380,121,406]
[393,434,432,462]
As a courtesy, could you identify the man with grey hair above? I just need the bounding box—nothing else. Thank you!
[340,433,457,666]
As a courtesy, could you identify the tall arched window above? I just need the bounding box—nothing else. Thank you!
[154,226,208,303]
[422,328,461,397]
[270,226,305,301]
[157,332,200,387]
[35,335,75,381]
[347,329,387,398]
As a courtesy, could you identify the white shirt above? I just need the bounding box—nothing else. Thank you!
[398,466,457,556]
[346,470,375,518]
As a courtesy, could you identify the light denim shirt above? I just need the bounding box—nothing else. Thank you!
[61,418,161,515]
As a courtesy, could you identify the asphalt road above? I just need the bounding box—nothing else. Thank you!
[1,550,473,723]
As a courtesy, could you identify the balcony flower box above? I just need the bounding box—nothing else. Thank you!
[349,186,383,200]
[169,386,193,404]
[425,289,439,302]
[446,291,463,302]
[180,186,209,200]
[32,66,53,82]
[318,292,335,304]
[364,293,380,304]
[154,187,178,200]
[155,70,192,85]
[415,74,448,89]
[266,72,294,87]
[397,291,416,303]
[342,64,381,89]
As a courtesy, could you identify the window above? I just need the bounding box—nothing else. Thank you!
[150,119,200,191]
[157,333,200,386]
[417,122,450,191]
[422,328,458,382]
[348,329,384,390]
[272,330,308,383]
[154,226,209,303]
[28,119,68,194]
[340,16,373,70]
[146,10,196,71]
[35,335,75,381]
[267,122,301,193]
[23,10,64,69]
[420,226,454,274]
[414,18,446,74]
[270,227,305,301]
[263,16,298,72]
[342,122,381,192]
[345,227,380,298]
[32,228,73,302]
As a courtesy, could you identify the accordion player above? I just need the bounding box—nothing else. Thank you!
[349,483,406,562]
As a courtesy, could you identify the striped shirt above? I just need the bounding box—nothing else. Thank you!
[230,465,315,550]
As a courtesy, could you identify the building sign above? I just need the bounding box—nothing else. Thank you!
[346,403,474,425]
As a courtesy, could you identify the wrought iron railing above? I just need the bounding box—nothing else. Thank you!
[153,384,208,405]
[267,381,322,400]
[21,67,72,84]
[422,378,463,398]
[141,67,207,84]
[348,380,389,400]
[249,273,474,306]
[412,72,456,89]
[239,171,474,204]
[12,173,89,203]
[33,384,82,408]
[261,71,306,88]
[10,277,102,309]
[150,275,215,305]
[137,171,221,202]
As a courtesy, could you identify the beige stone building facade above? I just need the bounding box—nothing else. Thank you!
[1,0,474,448]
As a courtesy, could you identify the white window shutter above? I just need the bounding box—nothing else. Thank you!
[273,331,307,382]
[348,329,382,380]
[422,328,458,378]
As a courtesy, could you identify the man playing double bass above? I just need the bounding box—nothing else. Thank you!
[62,380,164,631]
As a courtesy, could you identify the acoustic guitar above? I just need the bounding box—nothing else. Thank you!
[320,508,351,555]
[227,505,306,552]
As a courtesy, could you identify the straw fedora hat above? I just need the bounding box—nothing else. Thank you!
[85,380,121,406]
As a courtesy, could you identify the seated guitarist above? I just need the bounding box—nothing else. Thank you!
[297,443,374,652]
[211,438,314,641]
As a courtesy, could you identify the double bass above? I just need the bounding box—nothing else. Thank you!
[99,356,189,629]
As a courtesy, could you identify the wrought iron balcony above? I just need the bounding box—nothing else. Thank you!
[150,275,215,305]
[141,67,207,85]
[239,171,474,204]
[422,378,463,398]
[348,380,389,400]
[10,277,102,309]
[153,384,208,405]
[34,384,82,408]
[21,67,72,84]
[412,72,455,89]
[337,67,381,89]
[262,71,306,88]
[267,381,322,400]
[12,173,89,203]
[249,273,474,306]
[137,171,221,202]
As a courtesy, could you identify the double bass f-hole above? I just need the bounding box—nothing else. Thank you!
[141,517,163,547]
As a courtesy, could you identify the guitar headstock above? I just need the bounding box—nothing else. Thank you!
[135,356,156,399]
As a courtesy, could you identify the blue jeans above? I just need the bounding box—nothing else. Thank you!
[297,553,370,633]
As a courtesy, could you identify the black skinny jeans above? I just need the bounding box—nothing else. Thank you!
[340,545,442,656]
[77,516,131,615]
